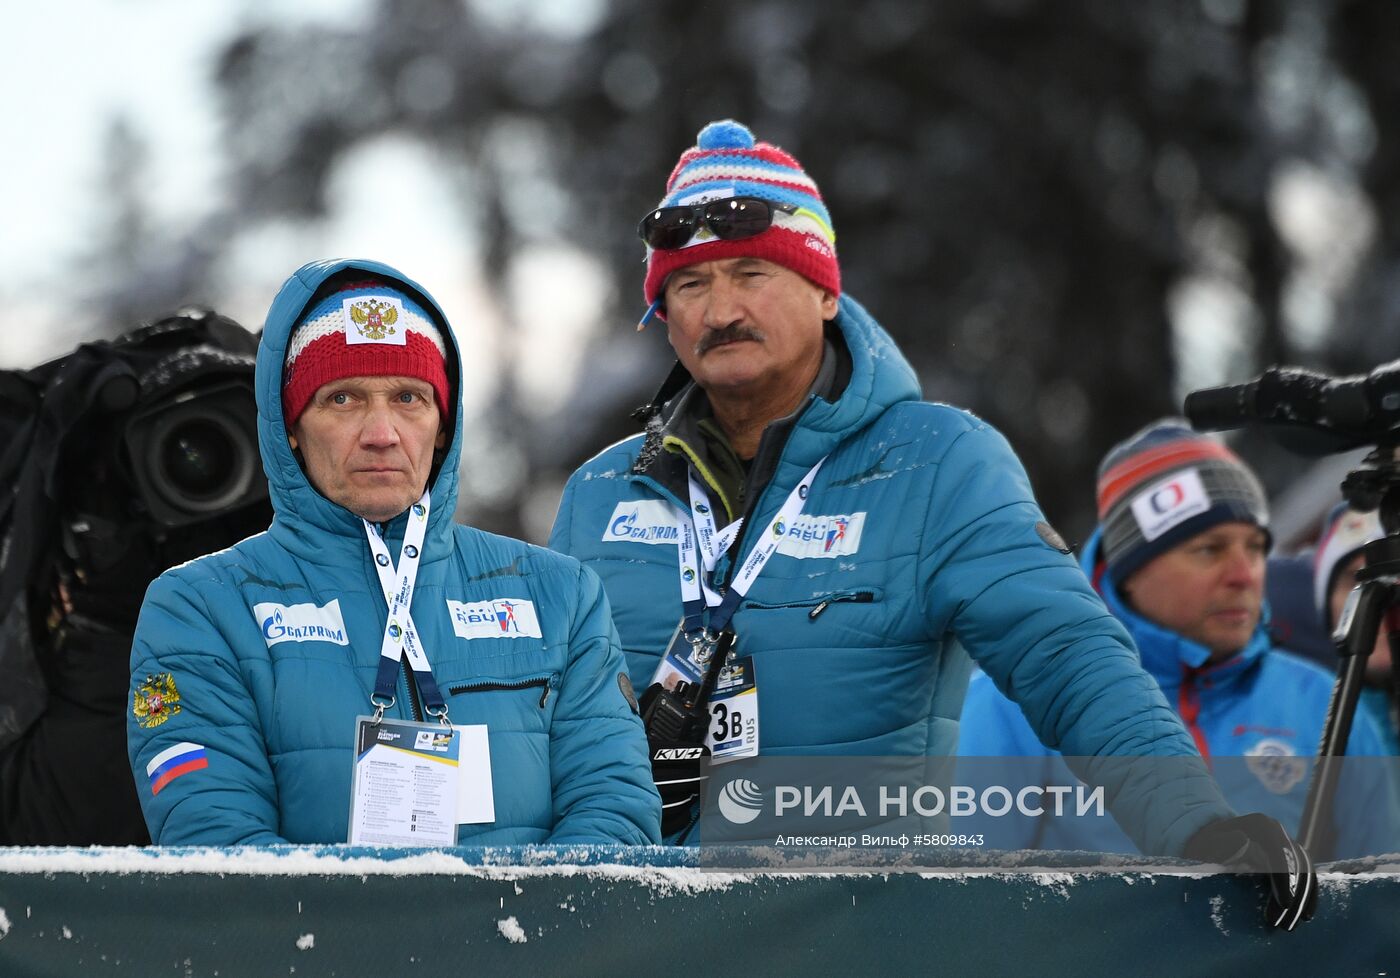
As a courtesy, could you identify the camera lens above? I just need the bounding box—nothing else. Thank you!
[159,419,236,498]
[123,378,268,527]
[140,396,258,517]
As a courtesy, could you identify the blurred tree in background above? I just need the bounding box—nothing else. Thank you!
[99,0,1400,543]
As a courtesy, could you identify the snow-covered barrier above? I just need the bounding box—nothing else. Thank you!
[0,846,1396,974]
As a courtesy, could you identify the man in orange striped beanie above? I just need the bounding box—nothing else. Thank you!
[1093,418,1271,656]
[962,417,1398,865]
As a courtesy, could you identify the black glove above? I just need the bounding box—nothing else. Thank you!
[639,682,711,836]
[1183,814,1318,931]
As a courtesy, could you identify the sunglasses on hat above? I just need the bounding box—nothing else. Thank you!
[638,196,798,251]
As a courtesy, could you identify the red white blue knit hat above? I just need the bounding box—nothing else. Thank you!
[1096,418,1269,584]
[642,120,840,312]
[282,279,449,426]
[1313,503,1383,624]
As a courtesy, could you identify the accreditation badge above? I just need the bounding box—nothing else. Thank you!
[348,717,460,846]
[705,655,759,762]
[651,619,712,691]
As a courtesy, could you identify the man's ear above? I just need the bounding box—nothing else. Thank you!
[819,288,839,321]
[288,431,300,451]
[435,425,448,450]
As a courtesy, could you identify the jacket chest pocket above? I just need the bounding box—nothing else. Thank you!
[743,587,884,620]
[446,672,559,733]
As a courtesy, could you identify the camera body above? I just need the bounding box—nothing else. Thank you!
[1186,360,1400,533]
[1185,361,1400,456]
[46,311,274,591]
[0,307,271,770]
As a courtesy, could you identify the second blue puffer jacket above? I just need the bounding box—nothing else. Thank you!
[550,294,1234,855]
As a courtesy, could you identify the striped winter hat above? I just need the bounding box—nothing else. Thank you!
[642,119,840,311]
[282,279,450,426]
[1096,418,1270,584]
[1313,503,1383,624]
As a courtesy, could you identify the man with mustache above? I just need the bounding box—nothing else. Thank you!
[960,420,1398,859]
[550,121,1316,929]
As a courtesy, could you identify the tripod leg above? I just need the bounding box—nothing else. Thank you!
[1297,577,1391,857]
[1385,609,1400,743]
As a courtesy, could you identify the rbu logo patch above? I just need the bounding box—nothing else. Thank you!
[602,500,681,545]
[253,600,350,647]
[775,513,866,559]
[447,599,544,640]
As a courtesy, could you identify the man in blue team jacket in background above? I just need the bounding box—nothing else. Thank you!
[960,420,1398,860]
[128,259,659,847]
[548,120,1314,928]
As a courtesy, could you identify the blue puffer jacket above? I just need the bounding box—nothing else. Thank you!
[127,258,660,846]
[549,294,1233,855]
[959,529,1399,859]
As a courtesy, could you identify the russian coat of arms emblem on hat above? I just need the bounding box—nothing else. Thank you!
[343,296,406,345]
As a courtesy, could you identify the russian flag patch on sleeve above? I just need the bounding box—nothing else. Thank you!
[146,742,209,796]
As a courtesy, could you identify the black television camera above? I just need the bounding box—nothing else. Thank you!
[1186,359,1400,860]
[0,307,272,845]
[1186,360,1400,458]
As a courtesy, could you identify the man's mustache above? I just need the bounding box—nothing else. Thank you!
[695,325,764,355]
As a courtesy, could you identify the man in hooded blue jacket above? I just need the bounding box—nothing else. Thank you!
[127,259,660,847]
[549,120,1315,929]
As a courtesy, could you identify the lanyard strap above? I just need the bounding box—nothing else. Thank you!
[677,472,743,633]
[687,472,744,573]
[675,458,825,640]
[365,491,447,720]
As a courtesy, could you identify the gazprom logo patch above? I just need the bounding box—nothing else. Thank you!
[447,598,544,640]
[774,513,866,559]
[253,600,349,647]
[602,501,681,545]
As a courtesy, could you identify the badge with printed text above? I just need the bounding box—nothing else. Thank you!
[651,619,711,691]
[705,655,759,761]
[348,716,461,846]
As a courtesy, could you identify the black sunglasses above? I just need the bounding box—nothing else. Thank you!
[637,196,798,250]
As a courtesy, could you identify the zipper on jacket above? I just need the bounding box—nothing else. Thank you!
[743,589,881,619]
[448,676,555,709]
[808,590,876,620]
[401,657,424,723]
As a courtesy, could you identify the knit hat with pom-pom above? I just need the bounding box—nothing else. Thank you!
[641,120,840,315]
